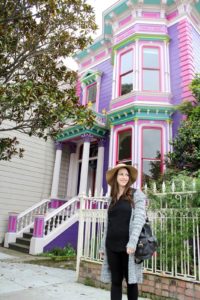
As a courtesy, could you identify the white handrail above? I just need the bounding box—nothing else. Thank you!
[17,198,50,220]
[44,196,79,222]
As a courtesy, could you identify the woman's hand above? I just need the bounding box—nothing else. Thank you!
[127,247,135,255]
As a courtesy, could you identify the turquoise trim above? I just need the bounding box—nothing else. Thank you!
[74,0,199,62]
[56,124,108,142]
[81,70,102,85]
[108,104,174,125]
[105,24,113,35]
[114,2,128,15]
[167,0,175,5]
[194,2,200,14]
[144,0,161,4]
[111,33,169,64]
[113,33,170,52]
[56,104,175,139]
[56,112,108,142]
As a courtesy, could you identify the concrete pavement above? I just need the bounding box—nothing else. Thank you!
[0,247,150,300]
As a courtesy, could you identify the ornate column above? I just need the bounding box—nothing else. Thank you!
[95,139,105,196]
[66,143,77,199]
[51,142,63,198]
[78,134,92,195]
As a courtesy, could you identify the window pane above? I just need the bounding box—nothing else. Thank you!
[143,70,159,91]
[143,160,152,177]
[143,48,159,68]
[89,143,98,157]
[87,84,97,103]
[121,72,133,95]
[120,51,133,74]
[143,129,161,158]
[142,159,161,185]
[118,130,132,161]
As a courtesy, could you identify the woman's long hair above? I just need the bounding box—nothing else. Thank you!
[109,167,134,209]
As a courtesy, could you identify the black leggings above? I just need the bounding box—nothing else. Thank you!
[106,248,138,300]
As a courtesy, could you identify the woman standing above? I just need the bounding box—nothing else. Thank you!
[100,163,146,300]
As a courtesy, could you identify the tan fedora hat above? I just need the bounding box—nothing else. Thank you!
[106,163,138,186]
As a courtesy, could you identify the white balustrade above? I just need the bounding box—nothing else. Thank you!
[16,199,50,234]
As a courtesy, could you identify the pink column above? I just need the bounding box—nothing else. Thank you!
[8,213,18,232]
[33,215,44,238]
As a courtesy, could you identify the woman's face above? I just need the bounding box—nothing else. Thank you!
[117,168,130,188]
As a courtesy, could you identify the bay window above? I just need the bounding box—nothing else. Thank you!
[119,50,133,96]
[142,47,160,91]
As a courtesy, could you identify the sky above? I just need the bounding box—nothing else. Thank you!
[66,0,117,70]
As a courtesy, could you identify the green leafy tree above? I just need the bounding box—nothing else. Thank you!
[167,74,200,173]
[0,0,97,160]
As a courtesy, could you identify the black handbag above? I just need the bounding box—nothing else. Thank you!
[135,217,157,263]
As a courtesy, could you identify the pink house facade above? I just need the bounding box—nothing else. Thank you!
[55,0,200,193]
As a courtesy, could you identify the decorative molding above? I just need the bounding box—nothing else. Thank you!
[108,103,174,125]
[55,142,63,151]
[81,133,94,143]
[97,138,106,147]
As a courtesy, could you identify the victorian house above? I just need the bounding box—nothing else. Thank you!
[3,0,200,253]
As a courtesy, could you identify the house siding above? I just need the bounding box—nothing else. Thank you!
[96,58,113,113]
[0,127,55,244]
[192,26,200,73]
[169,23,182,106]
[169,22,185,136]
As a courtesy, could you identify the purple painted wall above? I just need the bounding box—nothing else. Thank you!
[44,222,78,252]
[192,26,200,73]
[98,59,113,113]
[79,58,112,112]
[168,23,183,136]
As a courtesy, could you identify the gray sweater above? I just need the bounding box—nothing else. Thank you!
[100,189,146,284]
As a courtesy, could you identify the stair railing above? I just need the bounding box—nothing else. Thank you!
[4,198,50,248]
[16,198,50,233]
[44,196,79,236]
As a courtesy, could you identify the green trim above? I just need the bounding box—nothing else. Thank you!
[144,0,161,4]
[81,70,102,85]
[194,2,200,14]
[111,33,170,64]
[108,104,174,125]
[113,33,170,50]
[167,0,175,5]
[56,112,108,142]
[74,0,199,62]
[56,124,108,142]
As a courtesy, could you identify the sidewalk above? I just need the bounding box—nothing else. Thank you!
[0,247,150,300]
